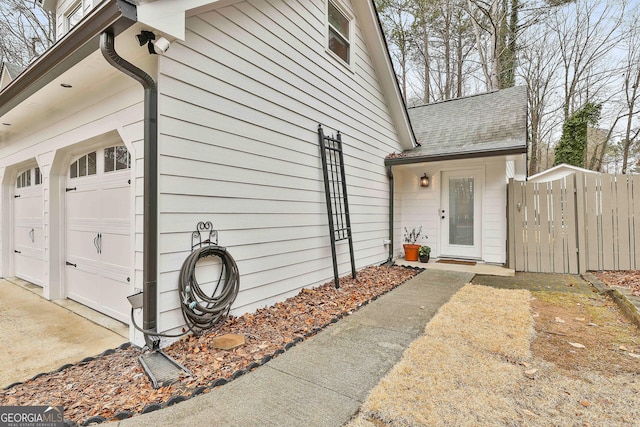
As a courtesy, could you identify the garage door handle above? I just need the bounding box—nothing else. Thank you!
[66,261,77,267]
[14,195,20,198]
[14,250,21,254]
[29,228,34,243]
[94,233,102,254]
[65,187,77,192]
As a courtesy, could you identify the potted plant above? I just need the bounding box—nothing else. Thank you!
[403,227,426,261]
[419,245,431,263]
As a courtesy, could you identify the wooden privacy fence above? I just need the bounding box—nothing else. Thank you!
[508,172,640,274]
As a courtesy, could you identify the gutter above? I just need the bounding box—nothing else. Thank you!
[384,146,527,167]
[100,31,158,345]
[0,0,137,117]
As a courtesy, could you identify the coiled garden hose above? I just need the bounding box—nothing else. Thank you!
[131,245,240,339]
[179,245,240,333]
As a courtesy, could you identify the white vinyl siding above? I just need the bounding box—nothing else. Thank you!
[393,157,508,265]
[156,0,402,332]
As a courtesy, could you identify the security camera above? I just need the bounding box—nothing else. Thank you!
[152,37,171,55]
[136,31,171,55]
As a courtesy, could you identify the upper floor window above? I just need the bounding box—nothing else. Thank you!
[65,2,83,31]
[69,151,96,179]
[327,1,351,64]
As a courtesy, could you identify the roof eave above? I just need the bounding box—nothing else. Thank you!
[384,146,527,166]
[0,0,137,118]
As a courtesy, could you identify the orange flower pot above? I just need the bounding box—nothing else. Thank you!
[403,244,421,261]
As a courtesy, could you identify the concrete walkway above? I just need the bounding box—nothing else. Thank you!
[0,278,127,388]
[115,269,473,427]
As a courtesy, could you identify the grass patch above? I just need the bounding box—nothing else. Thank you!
[348,285,533,426]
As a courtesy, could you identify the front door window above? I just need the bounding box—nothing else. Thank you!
[449,177,474,246]
[441,170,482,259]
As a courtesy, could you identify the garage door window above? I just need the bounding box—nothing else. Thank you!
[16,170,31,188]
[16,168,41,188]
[70,152,97,179]
[104,145,131,173]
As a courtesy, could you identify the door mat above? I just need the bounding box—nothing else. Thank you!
[436,259,477,266]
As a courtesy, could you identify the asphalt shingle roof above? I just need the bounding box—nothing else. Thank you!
[391,86,527,162]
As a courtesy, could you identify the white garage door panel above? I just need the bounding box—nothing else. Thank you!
[66,147,132,324]
[103,186,130,219]
[66,230,100,264]
[101,276,131,322]
[67,189,101,221]
[101,233,131,268]
[14,173,44,287]
[67,267,101,308]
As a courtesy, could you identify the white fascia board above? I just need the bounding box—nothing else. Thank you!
[351,0,416,151]
[137,0,227,40]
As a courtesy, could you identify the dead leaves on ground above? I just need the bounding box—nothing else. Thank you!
[593,270,640,296]
[0,266,418,424]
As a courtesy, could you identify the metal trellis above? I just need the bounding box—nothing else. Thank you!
[318,124,356,288]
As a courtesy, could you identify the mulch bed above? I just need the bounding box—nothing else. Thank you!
[592,270,640,296]
[0,265,419,425]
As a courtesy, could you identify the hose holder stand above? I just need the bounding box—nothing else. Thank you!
[192,221,218,251]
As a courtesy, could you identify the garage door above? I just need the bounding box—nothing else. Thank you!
[66,145,132,323]
[14,167,44,286]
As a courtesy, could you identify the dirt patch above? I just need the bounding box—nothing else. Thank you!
[531,291,640,375]
[349,284,640,427]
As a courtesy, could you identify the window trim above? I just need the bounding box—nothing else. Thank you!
[65,1,83,33]
[326,0,354,70]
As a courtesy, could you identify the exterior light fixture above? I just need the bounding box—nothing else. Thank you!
[420,173,429,187]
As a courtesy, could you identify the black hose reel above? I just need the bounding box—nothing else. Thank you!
[130,221,239,343]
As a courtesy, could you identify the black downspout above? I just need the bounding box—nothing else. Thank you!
[100,31,158,343]
[385,165,394,265]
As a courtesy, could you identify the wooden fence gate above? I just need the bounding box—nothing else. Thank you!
[508,171,640,274]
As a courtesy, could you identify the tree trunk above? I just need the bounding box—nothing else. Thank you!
[621,68,640,173]
[423,28,430,104]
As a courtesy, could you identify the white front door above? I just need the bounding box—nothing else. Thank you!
[66,145,132,323]
[441,169,482,259]
[14,167,44,286]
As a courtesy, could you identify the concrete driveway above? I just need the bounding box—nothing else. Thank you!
[0,278,127,388]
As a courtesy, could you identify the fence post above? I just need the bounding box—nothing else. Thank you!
[574,172,587,273]
[507,178,515,270]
